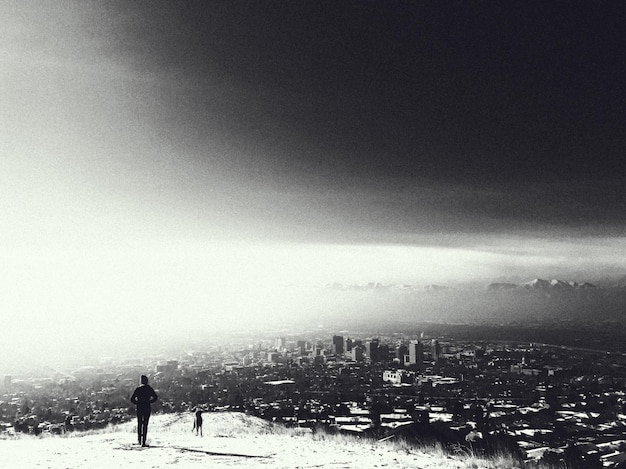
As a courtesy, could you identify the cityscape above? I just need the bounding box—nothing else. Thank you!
[3,1,626,468]
[3,324,626,467]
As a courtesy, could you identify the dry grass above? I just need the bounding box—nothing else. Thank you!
[382,440,523,469]
[308,426,533,469]
[4,413,560,468]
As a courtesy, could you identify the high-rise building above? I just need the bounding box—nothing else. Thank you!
[408,340,424,370]
[350,345,364,362]
[396,344,408,361]
[275,337,286,350]
[379,344,389,362]
[343,337,353,353]
[332,335,344,355]
[431,340,441,362]
[365,339,380,362]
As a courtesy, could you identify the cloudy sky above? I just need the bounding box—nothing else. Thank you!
[1,1,625,359]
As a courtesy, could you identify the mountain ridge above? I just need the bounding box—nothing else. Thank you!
[325,277,610,292]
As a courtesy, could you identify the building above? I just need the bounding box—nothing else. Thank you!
[275,337,286,350]
[365,339,380,362]
[343,337,353,353]
[379,343,390,362]
[383,369,414,385]
[431,340,442,362]
[408,341,424,371]
[332,335,344,355]
[396,344,408,362]
[350,345,365,362]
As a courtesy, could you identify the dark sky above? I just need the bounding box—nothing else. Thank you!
[106,0,626,240]
[177,1,624,187]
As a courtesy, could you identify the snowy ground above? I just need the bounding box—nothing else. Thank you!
[0,413,517,468]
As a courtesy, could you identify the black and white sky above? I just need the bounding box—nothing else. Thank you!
[1,1,625,350]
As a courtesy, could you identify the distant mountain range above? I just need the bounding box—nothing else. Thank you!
[326,277,623,292]
[488,278,597,291]
[320,277,625,327]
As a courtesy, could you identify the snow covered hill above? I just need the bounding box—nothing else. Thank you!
[1,412,519,468]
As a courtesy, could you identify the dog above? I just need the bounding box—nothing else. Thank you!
[192,409,203,436]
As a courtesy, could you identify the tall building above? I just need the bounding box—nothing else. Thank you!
[343,337,353,353]
[396,344,408,361]
[350,345,364,362]
[408,340,424,371]
[379,343,389,362]
[275,337,286,350]
[431,340,442,362]
[332,335,344,355]
[365,339,380,362]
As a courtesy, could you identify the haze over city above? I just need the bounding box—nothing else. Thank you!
[1,2,625,369]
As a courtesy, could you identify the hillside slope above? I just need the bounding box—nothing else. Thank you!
[1,412,519,468]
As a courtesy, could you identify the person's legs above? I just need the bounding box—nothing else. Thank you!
[137,411,150,445]
[195,414,203,436]
[141,413,150,446]
[136,412,142,444]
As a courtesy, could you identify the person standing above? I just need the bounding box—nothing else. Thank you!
[130,375,158,446]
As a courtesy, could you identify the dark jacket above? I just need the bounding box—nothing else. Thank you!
[131,384,158,413]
